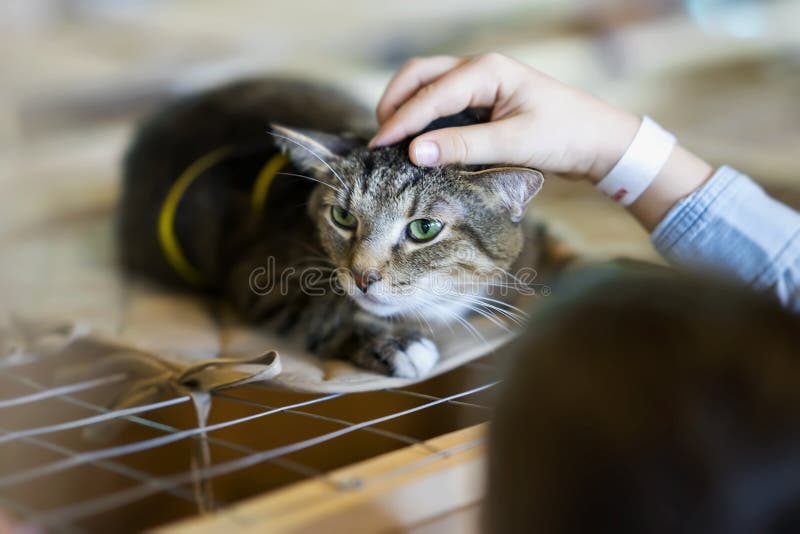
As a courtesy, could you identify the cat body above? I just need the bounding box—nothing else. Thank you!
[119,78,557,378]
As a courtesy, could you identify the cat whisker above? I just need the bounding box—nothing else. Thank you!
[404,299,453,338]
[452,294,526,326]
[410,308,435,337]
[406,308,422,328]
[429,298,486,344]
[276,172,342,194]
[441,284,529,318]
[459,303,513,333]
[494,267,532,288]
[462,298,527,324]
[454,280,535,300]
[267,131,351,193]
[441,291,519,328]
[483,281,537,290]
[458,293,529,318]
[448,309,487,344]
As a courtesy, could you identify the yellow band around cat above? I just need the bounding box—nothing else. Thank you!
[157,148,288,286]
[251,153,289,214]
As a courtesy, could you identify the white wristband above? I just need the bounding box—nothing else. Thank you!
[596,116,676,206]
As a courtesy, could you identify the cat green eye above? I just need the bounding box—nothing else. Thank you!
[331,206,357,230]
[407,219,443,243]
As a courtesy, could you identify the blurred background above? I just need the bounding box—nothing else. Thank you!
[1,1,799,531]
[2,0,799,437]
[1,0,799,259]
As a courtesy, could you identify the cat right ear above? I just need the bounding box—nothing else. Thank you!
[462,166,544,223]
[269,124,358,175]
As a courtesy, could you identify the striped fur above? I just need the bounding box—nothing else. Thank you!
[120,78,556,378]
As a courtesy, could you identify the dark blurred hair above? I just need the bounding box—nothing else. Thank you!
[487,263,800,534]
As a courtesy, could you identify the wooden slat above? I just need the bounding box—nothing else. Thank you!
[158,424,487,533]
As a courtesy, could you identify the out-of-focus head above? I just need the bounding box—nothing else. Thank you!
[487,264,800,534]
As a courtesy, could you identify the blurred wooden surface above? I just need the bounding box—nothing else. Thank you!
[159,424,487,534]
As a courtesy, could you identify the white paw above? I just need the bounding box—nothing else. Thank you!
[391,338,439,379]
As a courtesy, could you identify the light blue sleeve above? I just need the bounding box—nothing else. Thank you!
[651,166,800,313]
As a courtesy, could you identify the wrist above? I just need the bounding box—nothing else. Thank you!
[586,109,641,184]
[628,145,714,231]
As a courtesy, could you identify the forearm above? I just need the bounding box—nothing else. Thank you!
[582,112,715,232]
[589,122,800,311]
[650,166,800,312]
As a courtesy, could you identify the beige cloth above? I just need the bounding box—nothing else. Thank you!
[1,198,532,393]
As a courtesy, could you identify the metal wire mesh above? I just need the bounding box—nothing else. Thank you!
[0,347,501,532]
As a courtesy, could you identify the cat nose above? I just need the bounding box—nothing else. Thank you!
[353,270,381,293]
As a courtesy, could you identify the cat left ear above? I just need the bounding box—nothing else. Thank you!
[269,124,359,174]
[463,167,544,222]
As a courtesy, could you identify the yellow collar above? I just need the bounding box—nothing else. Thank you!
[157,148,288,286]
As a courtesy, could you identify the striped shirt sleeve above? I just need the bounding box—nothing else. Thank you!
[651,166,800,313]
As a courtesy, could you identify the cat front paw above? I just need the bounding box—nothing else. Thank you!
[354,334,439,379]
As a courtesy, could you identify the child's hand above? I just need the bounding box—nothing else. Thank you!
[370,53,641,183]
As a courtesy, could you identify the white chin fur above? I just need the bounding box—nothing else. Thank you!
[351,292,473,324]
[350,294,403,317]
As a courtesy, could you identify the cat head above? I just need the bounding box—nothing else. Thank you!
[270,119,543,319]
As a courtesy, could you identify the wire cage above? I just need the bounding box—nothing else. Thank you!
[0,343,502,532]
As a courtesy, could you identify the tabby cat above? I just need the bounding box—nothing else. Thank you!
[119,78,561,378]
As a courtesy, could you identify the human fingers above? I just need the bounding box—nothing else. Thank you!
[371,54,512,147]
[374,56,467,126]
[408,115,531,166]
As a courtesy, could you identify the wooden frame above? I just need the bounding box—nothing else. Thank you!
[159,424,487,533]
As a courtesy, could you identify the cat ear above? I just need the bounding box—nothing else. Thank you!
[269,124,358,174]
[463,167,544,222]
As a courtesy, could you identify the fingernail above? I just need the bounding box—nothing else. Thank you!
[414,140,439,166]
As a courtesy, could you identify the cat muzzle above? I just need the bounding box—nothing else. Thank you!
[353,270,382,293]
